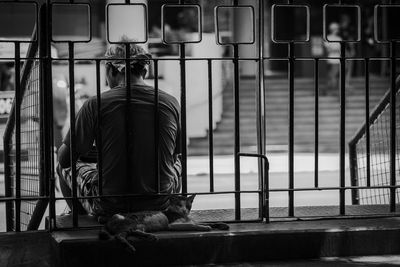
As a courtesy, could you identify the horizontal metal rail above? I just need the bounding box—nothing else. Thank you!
[1,56,397,61]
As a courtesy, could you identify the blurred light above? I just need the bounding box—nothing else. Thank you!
[56,80,67,88]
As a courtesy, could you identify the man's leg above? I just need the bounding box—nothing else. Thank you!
[56,162,98,215]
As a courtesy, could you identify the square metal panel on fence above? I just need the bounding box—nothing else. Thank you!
[374,5,400,43]
[323,4,361,42]
[107,3,148,44]
[161,4,202,44]
[51,3,91,43]
[271,5,309,43]
[0,1,37,42]
[215,5,255,45]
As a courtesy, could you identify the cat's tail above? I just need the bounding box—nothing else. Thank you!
[203,222,230,230]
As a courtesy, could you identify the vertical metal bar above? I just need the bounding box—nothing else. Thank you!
[256,0,266,220]
[39,0,56,231]
[95,60,103,195]
[389,41,396,212]
[154,59,160,193]
[68,42,78,228]
[314,59,319,188]
[288,42,294,217]
[42,1,56,231]
[178,0,187,195]
[14,42,21,232]
[180,44,188,194]
[365,59,371,187]
[287,0,295,215]
[207,59,214,193]
[287,0,295,218]
[233,43,241,220]
[232,0,241,221]
[4,114,12,231]
[264,157,269,223]
[339,42,346,215]
[125,44,132,192]
[38,3,47,201]
[349,143,359,205]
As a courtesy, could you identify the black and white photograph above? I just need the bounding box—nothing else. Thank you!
[0,0,399,266]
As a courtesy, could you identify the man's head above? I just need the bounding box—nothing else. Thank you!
[105,36,152,88]
[329,22,340,35]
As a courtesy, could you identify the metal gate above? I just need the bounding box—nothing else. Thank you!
[1,0,399,232]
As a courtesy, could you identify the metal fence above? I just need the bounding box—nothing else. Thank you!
[1,0,399,232]
[2,2,49,231]
[349,76,400,205]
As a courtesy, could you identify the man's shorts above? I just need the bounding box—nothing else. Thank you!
[57,161,182,216]
[57,162,103,215]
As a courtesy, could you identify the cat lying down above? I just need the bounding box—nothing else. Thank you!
[98,194,229,253]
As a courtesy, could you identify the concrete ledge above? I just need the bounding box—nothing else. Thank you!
[50,217,400,267]
[0,231,52,267]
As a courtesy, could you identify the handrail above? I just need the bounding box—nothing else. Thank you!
[3,27,39,231]
[348,74,400,205]
[348,75,400,147]
[3,34,39,155]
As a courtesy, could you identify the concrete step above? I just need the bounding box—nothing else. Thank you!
[225,97,385,108]
[218,116,369,126]
[189,145,342,155]
[47,216,400,267]
[189,76,390,155]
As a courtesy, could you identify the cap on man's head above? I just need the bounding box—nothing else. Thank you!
[105,35,152,73]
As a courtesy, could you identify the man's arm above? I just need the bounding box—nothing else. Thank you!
[174,105,182,177]
[57,143,71,168]
[57,99,96,168]
[173,154,182,177]
[57,143,97,168]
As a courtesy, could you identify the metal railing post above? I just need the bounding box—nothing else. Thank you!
[365,59,371,188]
[232,0,241,221]
[389,40,397,212]
[314,59,319,188]
[95,59,103,196]
[68,41,79,228]
[207,59,214,193]
[46,0,56,231]
[179,43,188,194]
[153,59,160,193]
[125,43,132,192]
[14,41,21,232]
[288,41,294,217]
[256,0,266,220]
[339,42,346,215]
[349,143,359,205]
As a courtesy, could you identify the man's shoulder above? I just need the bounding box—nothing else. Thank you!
[158,89,180,109]
[100,88,123,98]
[97,85,180,111]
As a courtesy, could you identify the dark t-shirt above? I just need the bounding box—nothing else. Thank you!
[63,84,181,212]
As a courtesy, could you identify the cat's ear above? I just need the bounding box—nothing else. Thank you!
[187,194,196,203]
[169,195,179,203]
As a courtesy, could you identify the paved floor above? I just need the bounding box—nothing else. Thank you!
[189,255,400,266]
[0,168,357,232]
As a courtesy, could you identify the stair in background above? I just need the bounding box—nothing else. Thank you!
[189,76,390,156]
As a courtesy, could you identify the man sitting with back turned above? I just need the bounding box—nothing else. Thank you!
[57,38,182,216]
